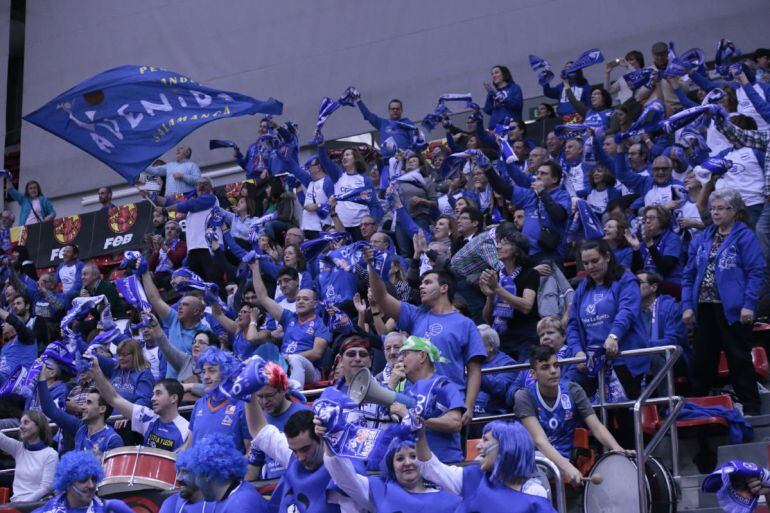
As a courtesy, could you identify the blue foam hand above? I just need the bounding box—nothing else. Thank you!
[227,355,268,400]
[119,251,148,275]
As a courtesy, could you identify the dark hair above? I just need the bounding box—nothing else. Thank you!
[420,269,456,302]
[492,65,513,84]
[591,165,616,188]
[459,206,483,233]
[194,330,220,348]
[625,50,645,68]
[277,266,299,281]
[10,245,29,260]
[592,86,612,110]
[538,103,556,117]
[284,410,319,442]
[156,379,184,405]
[730,114,758,131]
[529,345,556,368]
[604,214,630,249]
[568,68,588,86]
[66,244,79,256]
[579,239,626,286]
[540,161,563,184]
[512,119,527,135]
[388,99,403,109]
[637,270,662,288]
[240,196,258,217]
[497,228,531,266]
[337,147,367,174]
[267,177,283,201]
[87,387,113,419]
[24,180,43,198]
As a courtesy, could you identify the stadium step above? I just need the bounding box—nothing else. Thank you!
[716,440,770,468]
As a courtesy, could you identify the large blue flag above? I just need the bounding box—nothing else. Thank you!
[23,65,283,184]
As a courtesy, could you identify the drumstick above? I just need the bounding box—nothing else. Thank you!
[582,474,603,485]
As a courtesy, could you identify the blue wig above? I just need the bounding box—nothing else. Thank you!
[177,433,247,482]
[52,450,105,492]
[381,438,416,482]
[195,347,241,381]
[483,421,536,485]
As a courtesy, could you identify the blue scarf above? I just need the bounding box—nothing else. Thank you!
[492,266,521,333]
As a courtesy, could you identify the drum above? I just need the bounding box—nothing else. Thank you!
[584,453,676,513]
[99,445,179,496]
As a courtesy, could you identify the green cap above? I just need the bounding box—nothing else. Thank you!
[399,336,449,364]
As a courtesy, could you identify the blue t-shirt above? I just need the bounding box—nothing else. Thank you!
[131,404,190,453]
[209,480,268,512]
[111,368,154,408]
[404,374,465,462]
[233,330,259,361]
[368,477,462,511]
[159,494,206,513]
[248,401,310,479]
[527,381,579,458]
[0,337,37,383]
[279,310,331,359]
[74,424,123,455]
[189,395,250,453]
[162,308,204,378]
[396,302,486,389]
[460,466,556,512]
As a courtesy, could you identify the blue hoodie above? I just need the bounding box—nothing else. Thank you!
[682,222,765,324]
[567,271,650,376]
[483,82,523,128]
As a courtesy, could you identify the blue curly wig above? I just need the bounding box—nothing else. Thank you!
[176,433,247,482]
[483,420,536,485]
[195,347,241,381]
[52,450,105,492]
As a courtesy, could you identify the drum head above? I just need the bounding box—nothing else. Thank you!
[584,453,641,512]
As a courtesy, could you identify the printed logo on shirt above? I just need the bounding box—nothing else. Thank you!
[147,432,175,450]
[424,323,443,337]
[222,415,233,426]
[225,405,236,415]
[560,393,572,411]
[718,245,738,271]
[285,341,298,354]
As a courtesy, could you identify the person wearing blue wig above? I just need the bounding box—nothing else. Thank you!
[31,450,133,513]
[184,347,251,453]
[415,421,556,512]
[161,433,267,512]
[321,429,461,512]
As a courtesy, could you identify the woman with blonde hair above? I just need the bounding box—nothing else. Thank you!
[96,339,154,407]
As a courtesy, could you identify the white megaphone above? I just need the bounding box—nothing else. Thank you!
[348,368,416,409]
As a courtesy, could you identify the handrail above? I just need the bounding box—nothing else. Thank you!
[536,453,567,513]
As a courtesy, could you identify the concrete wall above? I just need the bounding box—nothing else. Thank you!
[19,0,769,215]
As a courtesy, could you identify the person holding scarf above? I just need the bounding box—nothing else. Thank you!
[322,432,462,513]
[356,94,418,152]
[0,410,57,503]
[564,84,614,130]
[148,220,186,288]
[386,337,465,463]
[94,339,154,408]
[31,450,133,513]
[565,239,650,435]
[543,63,591,122]
[0,306,37,387]
[479,230,540,361]
[682,188,764,415]
[415,420,554,512]
[185,347,251,453]
[483,65,523,128]
[316,133,375,239]
[614,144,684,210]
[628,205,683,293]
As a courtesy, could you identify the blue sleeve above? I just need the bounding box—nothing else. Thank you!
[41,197,56,219]
[649,136,668,159]
[318,145,343,182]
[260,257,280,280]
[357,101,383,130]
[743,84,770,124]
[673,87,699,109]
[566,288,585,355]
[480,369,517,400]
[510,182,536,210]
[174,194,217,214]
[96,354,117,377]
[132,370,155,408]
[754,149,766,169]
[223,231,248,260]
[660,231,682,258]
[506,83,523,119]
[609,273,642,340]
[437,382,466,413]
[689,71,734,92]
[395,301,417,332]
[506,162,535,187]
[106,431,124,451]
[104,499,138,513]
[7,186,24,204]
[36,381,81,435]
[394,206,427,242]
[613,152,649,194]
[314,320,332,343]
[542,82,562,100]
[475,121,497,148]
[445,130,463,153]
[483,92,494,115]
[655,299,686,348]
[286,158,312,187]
[238,406,250,442]
[323,176,335,198]
[681,234,700,312]
[741,231,766,312]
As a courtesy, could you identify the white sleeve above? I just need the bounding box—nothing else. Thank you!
[323,452,372,511]
[415,453,464,495]
[252,424,293,468]
[130,404,152,436]
[0,431,22,457]
[522,477,549,499]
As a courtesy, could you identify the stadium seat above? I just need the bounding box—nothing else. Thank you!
[641,405,661,436]
[716,349,769,380]
[466,439,481,461]
[573,427,595,476]
[675,395,733,430]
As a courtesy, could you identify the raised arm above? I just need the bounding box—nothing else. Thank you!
[249,260,284,321]
[141,270,172,321]
[364,247,401,321]
[86,354,135,420]
[245,392,293,468]
[414,428,463,494]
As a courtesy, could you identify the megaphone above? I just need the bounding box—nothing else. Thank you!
[348,368,416,409]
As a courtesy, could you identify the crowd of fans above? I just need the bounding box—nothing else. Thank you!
[0,38,768,512]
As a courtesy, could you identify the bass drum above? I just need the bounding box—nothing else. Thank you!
[583,453,676,513]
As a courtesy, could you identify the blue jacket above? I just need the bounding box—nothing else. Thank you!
[7,187,55,226]
[542,82,591,117]
[483,82,523,128]
[357,101,418,151]
[567,271,650,376]
[478,351,518,415]
[97,355,155,407]
[682,222,765,324]
[649,294,686,349]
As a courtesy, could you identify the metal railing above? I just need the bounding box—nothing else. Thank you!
[474,344,684,513]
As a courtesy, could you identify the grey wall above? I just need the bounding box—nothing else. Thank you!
[20,0,769,215]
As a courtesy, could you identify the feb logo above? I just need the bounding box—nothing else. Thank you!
[53,215,82,244]
[108,204,138,233]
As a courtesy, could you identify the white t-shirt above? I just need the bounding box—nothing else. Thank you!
[58,263,78,293]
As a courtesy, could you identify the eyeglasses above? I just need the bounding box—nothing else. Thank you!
[710,206,734,212]
[343,350,370,358]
